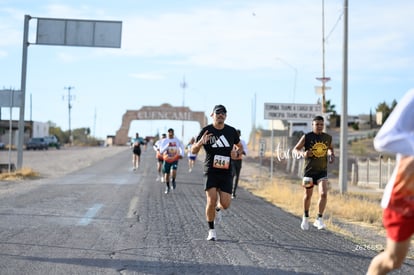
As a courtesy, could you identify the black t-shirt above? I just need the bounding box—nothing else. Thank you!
[196,124,240,174]
[303,132,332,174]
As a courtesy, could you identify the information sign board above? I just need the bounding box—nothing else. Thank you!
[36,18,122,48]
[264,103,322,121]
[0,90,22,107]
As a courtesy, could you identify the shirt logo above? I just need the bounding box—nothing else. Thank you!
[310,141,328,158]
[211,135,231,148]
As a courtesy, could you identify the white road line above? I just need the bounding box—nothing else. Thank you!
[127,196,139,218]
[78,203,103,226]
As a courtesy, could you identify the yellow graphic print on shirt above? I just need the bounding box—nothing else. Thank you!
[303,132,332,174]
[311,141,328,158]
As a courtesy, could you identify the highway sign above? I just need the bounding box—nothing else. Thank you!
[36,17,122,48]
[0,89,22,107]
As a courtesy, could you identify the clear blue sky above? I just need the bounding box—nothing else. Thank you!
[1,0,413,143]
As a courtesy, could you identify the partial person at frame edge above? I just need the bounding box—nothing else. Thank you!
[367,89,414,275]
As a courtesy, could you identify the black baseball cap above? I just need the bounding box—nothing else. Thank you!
[313,115,324,121]
[212,104,227,114]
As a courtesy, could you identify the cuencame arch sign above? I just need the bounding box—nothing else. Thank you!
[114,103,208,145]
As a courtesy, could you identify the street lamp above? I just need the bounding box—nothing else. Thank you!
[315,0,330,114]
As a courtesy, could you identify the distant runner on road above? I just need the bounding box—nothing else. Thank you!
[130,133,145,171]
[153,133,166,182]
[159,128,184,194]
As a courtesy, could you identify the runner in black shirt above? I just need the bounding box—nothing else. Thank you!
[131,133,145,171]
[192,104,244,241]
[293,116,334,230]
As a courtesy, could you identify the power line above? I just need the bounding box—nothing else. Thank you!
[325,8,344,42]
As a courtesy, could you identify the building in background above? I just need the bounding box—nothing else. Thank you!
[0,120,49,148]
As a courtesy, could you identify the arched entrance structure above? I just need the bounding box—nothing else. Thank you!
[114,103,208,145]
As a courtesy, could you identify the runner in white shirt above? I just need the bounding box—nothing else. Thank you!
[153,133,166,181]
[159,128,185,194]
[186,137,198,173]
[367,89,414,275]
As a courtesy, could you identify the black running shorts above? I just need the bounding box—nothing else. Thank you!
[133,147,141,156]
[204,172,232,194]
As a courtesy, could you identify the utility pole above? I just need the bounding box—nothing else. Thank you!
[63,86,75,145]
[251,93,256,155]
[180,76,187,142]
[316,0,331,114]
[16,15,30,169]
[315,0,331,135]
[339,0,349,194]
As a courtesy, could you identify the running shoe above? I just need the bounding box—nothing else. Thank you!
[301,216,309,230]
[164,186,170,194]
[206,229,216,241]
[313,217,326,230]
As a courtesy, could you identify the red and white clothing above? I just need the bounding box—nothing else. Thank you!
[159,137,184,163]
[374,89,414,241]
[153,138,164,161]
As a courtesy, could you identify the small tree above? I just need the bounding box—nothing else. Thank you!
[49,126,66,144]
[376,101,394,124]
[325,99,337,115]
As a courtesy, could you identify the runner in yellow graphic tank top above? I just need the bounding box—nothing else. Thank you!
[303,132,332,176]
[293,115,335,231]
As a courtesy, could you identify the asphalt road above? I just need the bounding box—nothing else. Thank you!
[0,148,413,274]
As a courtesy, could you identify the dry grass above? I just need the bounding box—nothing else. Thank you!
[242,177,383,226]
[0,168,40,181]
